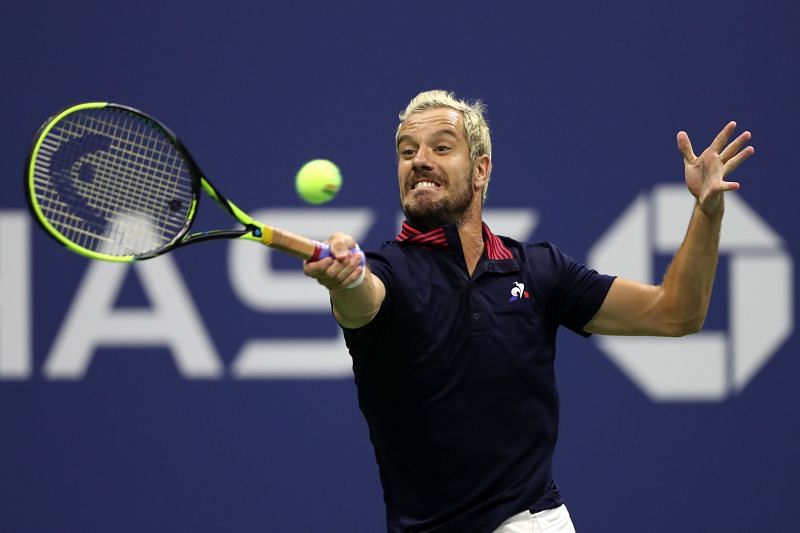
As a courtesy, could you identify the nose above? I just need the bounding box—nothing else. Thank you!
[411,146,433,172]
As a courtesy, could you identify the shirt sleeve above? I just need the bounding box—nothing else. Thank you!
[548,244,615,337]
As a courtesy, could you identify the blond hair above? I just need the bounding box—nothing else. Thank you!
[396,90,493,201]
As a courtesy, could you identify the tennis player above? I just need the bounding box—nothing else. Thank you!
[304,90,753,532]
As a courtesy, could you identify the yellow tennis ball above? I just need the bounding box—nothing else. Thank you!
[295,159,342,205]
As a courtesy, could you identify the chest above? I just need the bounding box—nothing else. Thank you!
[396,252,555,350]
[373,253,559,405]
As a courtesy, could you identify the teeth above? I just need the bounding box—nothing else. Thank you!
[413,181,438,190]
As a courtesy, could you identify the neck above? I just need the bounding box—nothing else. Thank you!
[456,204,484,276]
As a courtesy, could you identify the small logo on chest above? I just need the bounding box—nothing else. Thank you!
[508,281,530,302]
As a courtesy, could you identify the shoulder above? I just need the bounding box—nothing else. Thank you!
[364,241,405,275]
[367,240,448,272]
[499,236,575,271]
[363,240,421,291]
[499,237,610,297]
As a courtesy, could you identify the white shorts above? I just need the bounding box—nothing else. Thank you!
[491,504,576,533]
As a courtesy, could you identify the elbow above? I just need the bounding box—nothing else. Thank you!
[664,317,705,337]
[657,296,708,336]
[333,307,379,330]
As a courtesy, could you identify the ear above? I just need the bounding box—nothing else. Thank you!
[472,154,491,191]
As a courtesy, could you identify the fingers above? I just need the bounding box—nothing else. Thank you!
[303,233,364,291]
[681,122,755,172]
[719,131,754,162]
[681,121,743,162]
[710,121,737,154]
[719,130,752,161]
[677,131,696,162]
[682,121,754,213]
[328,253,364,290]
[304,253,363,290]
[720,180,741,192]
[723,144,755,176]
[328,232,357,260]
[716,125,755,177]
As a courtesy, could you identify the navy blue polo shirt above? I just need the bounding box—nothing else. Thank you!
[342,222,614,533]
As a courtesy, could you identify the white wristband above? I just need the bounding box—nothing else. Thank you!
[346,266,366,289]
[346,247,366,289]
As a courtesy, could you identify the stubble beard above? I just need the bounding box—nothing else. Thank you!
[401,172,474,232]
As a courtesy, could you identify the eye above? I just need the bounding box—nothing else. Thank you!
[434,144,451,152]
[400,148,416,158]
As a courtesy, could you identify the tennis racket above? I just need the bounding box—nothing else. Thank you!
[25,102,361,267]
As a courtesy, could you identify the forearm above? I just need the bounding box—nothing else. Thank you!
[659,199,724,333]
[586,121,751,338]
[331,269,385,329]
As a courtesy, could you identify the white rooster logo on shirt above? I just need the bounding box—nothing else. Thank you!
[509,281,530,302]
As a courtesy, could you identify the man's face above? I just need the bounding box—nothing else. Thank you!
[396,108,475,230]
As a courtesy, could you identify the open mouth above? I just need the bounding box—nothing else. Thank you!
[411,180,441,191]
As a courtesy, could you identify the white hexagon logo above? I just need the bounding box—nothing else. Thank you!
[588,184,794,402]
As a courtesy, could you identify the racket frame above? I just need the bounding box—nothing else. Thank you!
[25,102,326,263]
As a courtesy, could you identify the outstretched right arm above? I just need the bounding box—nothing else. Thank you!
[303,232,386,329]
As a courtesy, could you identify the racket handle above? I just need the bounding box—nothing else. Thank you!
[311,242,366,267]
[262,227,366,268]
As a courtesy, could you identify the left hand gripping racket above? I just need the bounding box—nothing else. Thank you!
[25,102,361,266]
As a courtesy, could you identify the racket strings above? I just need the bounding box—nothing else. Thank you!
[53,113,187,228]
[32,108,195,256]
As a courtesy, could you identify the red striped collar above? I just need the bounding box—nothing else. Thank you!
[395,221,513,261]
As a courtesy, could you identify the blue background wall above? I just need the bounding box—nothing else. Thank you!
[1,1,797,531]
